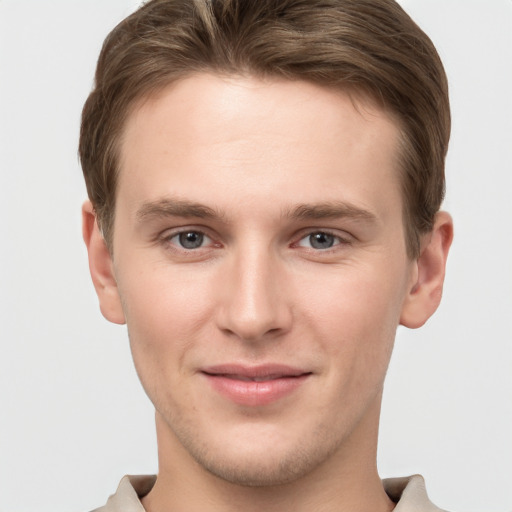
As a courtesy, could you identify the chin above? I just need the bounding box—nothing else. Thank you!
[194,448,319,487]
[177,423,339,488]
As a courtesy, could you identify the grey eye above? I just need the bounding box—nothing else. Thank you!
[309,232,335,250]
[178,231,205,249]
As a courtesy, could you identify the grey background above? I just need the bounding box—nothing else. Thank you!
[1,1,511,511]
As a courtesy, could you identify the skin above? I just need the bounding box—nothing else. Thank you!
[83,74,453,512]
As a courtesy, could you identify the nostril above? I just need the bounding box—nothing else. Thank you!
[218,323,286,343]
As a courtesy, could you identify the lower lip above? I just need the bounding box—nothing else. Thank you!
[203,373,310,406]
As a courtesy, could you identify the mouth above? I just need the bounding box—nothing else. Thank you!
[200,364,312,406]
[216,374,297,382]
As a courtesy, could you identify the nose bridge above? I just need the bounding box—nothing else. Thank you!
[217,238,290,341]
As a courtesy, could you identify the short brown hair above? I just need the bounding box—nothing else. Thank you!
[79,0,450,258]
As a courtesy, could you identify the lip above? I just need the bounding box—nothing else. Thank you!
[200,364,311,406]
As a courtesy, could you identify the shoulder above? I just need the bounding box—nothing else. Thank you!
[91,473,447,512]
[90,475,156,512]
[383,475,448,512]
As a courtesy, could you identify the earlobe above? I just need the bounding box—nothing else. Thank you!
[82,201,126,325]
[400,211,453,329]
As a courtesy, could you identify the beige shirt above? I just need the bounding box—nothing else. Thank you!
[92,474,447,512]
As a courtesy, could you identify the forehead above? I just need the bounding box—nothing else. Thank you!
[117,73,402,222]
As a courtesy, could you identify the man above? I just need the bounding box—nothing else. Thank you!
[80,0,453,510]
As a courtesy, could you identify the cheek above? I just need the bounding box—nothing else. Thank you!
[301,260,405,329]
[117,262,215,387]
[120,259,213,333]
[297,262,406,374]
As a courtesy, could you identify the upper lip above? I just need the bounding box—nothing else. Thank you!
[201,364,311,381]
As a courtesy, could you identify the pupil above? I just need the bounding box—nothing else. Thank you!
[310,232,334,249]
[179,231,203,249]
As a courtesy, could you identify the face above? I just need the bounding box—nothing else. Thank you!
[105,74,419,485]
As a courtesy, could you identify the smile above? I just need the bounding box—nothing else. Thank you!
[221,374,289,382]
[201,364,312,406]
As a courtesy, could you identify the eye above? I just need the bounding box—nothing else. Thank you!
[168,230,212,250]
[297,231,344,250]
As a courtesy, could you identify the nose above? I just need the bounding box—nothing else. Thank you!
[215,244,292,342]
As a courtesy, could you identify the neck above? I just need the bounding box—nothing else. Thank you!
[142,398,394,512]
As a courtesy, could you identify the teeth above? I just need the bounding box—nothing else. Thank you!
[226,374,282,382]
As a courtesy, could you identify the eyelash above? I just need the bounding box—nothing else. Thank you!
[294,230,352,251]
[159,227,352,254]
[160,228,218,252]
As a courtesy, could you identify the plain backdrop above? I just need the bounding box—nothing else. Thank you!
[0,1,511,511]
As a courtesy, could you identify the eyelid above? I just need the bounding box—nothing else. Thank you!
[158,225,220,251]
[171,231,212,249]
[154,225,354,253]
[292,228,354,250]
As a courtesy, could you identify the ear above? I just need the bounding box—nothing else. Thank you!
[400,211,453,329]
[82,201,126,325]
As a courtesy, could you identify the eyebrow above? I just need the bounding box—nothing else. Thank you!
[135,198,377,224]
[136,198,222,222]
[285,202,377,222]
